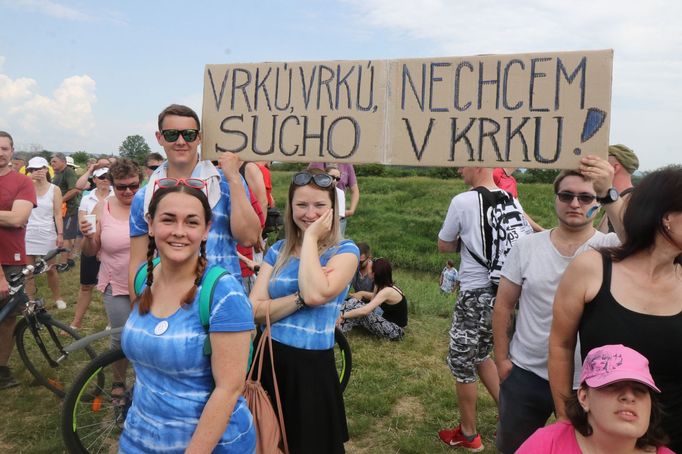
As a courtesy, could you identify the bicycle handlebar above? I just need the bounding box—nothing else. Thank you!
[42,247,70,263]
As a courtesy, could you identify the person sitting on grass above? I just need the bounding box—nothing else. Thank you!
[339,258,407,341]
[518,344,673,453]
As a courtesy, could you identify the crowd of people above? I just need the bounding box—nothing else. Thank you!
[1,108,681,454]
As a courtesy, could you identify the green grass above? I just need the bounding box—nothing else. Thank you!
[1,171,558,453]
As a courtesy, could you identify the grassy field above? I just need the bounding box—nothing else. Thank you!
[1,170,558,453]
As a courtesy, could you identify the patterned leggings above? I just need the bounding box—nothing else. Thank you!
[340,298,404,341]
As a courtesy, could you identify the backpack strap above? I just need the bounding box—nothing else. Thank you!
[133,257,161,296]
[200,266,229,356]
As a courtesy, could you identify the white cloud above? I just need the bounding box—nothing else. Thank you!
[0,59,96,148]
[6,0,95,21]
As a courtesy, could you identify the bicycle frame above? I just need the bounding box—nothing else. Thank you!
[57,327,123,363]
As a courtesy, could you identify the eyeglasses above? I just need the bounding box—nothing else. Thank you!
[146,165,160,171]
[95,174,109,180]
[292,172,333,188]
[161,129,199,142]
[556,191,597,205]
[114,182,141,192]
[154,177,207,192]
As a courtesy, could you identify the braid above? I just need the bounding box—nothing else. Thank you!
[181,240,207,306]
[139,236,156,314]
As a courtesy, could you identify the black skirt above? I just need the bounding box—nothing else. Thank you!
[254,335,348,454]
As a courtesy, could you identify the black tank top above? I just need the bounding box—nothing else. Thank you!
[380,286,408,328]
[579,253,682,451]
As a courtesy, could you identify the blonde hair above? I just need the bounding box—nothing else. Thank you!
[273,169,341,275]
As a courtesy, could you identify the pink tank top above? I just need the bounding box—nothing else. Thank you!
[96,199,131,296]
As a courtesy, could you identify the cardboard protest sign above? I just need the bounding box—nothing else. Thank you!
[203,49,612,169]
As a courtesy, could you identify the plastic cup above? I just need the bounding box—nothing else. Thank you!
[84,214,97,234]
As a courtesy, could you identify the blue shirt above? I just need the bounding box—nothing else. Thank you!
[120,271,256,453]
[129,168,247,276]
[265,239,359,350]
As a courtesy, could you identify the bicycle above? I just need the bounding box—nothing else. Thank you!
[62,327,352,453]
[1,248,100,398]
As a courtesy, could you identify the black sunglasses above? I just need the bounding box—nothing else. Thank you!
[292,172,333,188]
[161,129,199,142]
[114,182,141,192]
[146,165,160,171]
[95,173,109,180]
[556,191,597,205]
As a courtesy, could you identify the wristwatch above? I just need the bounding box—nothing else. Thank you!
[597,187,619,205]
[294,291,307,311]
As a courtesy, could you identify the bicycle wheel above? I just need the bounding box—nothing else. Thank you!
[334,327,352,392]
[15,316,99,398]
[62,348,134,454]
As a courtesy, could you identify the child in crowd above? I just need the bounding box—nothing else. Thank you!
[439,259,459,294]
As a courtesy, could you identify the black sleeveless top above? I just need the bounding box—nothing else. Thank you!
[579,253,682,452]
[380,286,408,328]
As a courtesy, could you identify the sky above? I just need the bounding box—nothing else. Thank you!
[0,0,680,170]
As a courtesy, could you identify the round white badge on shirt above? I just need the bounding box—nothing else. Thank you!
[154,320,169,335]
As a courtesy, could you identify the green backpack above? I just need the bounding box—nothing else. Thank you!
[133,258,229,356]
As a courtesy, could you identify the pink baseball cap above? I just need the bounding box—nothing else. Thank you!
[580,344,660,392]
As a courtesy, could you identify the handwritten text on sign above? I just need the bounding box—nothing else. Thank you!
[202,50,612,168]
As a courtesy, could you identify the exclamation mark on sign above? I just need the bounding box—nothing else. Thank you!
[574,108,607,155]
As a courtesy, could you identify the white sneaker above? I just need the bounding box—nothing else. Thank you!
[55,300,67,310]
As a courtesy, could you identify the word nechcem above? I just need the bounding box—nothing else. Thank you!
[400,57,587,113]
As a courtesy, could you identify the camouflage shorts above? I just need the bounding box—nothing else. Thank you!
[446,286,496,383]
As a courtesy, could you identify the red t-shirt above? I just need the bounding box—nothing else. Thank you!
[257,163,274,208]
[493,168,519,198]
[238,188,266,277]
[0,170,37,265]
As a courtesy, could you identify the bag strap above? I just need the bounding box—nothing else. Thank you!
[200,266,229,356]
[133,257,161,296]
[247,300,289,454]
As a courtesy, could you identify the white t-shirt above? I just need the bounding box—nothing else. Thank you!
[439,188,526,291]
[79,188,113,215]
[502,229,620,386]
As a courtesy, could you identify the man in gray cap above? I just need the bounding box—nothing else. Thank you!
[597,144,639,233]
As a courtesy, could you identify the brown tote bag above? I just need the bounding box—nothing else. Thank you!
[243,302,289,454]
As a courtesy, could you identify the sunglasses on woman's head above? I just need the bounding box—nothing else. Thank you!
[292,172,333,188]
[161,129,199,143]
[153,177,207,194]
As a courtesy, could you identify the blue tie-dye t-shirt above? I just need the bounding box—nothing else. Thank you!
[129,167,248,276]
[265,239,359,350]
[119,270,256,454]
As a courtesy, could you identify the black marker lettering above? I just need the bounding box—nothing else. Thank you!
[502,59,524,111]
[449,117,477,161]
[401,63,426,111]
[327,117,360,159]
[454,61,474,112]
[230,68,252,112]
[207,68,229,111]
[429,62,450,112]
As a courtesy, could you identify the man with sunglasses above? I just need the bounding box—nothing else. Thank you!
[491,157,625,453]
[128,104,260,296]
[143,152,164,183]
[0,131,37,389]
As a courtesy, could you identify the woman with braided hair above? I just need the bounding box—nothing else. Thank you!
[81,158,141,412]
[119,179,256,453]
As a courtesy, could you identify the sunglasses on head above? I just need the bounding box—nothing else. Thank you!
[556,191,597,205]
[153,177,207,194]
[114,182,140,192]
[292,172,333,188]
[161,129,199,142]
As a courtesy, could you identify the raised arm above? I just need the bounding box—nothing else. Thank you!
[297,210,358,305]
[53,186,64,247]
[492,277,522,382]
[219,153,260,248]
